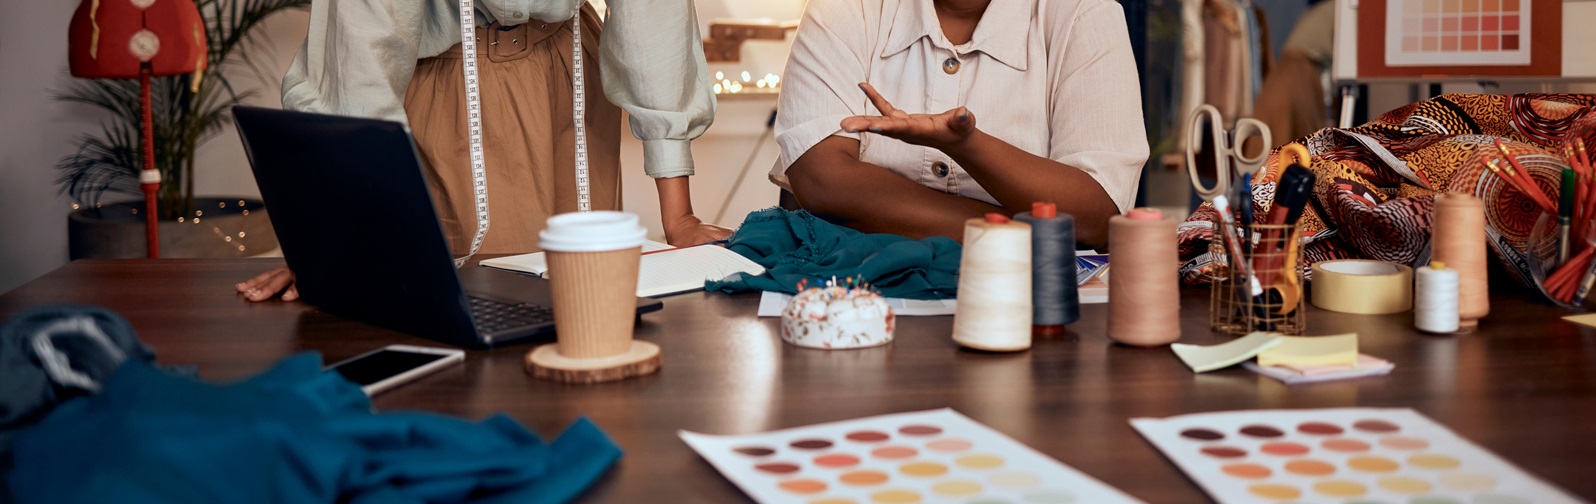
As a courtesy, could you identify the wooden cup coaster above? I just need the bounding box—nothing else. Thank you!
[525,340,661,384]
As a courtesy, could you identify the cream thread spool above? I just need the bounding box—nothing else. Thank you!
[1107,208,1181,346]
[953,214,1033,351]
[1433,193,1489,330]
[1414,261,1460,334]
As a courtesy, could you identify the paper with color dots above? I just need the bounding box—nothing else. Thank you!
[681,408,1142,503]
[1130,408,1581,503]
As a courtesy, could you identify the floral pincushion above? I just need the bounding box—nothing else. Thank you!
[780,279,895,349]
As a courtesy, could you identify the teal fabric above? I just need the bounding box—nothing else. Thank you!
[708,208,962,300]
[8,353,619,504]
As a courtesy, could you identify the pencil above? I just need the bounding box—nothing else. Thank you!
[1487,159,1557,214]
[1494,139,1559,211]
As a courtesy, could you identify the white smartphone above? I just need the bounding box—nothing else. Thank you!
[326,344,465,396]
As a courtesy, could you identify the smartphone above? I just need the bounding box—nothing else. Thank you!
[326,344,465,395]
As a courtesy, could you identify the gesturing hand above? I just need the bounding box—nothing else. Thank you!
[840,82,977,150]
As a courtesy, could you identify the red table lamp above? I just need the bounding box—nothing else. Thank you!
[68,0,207,258]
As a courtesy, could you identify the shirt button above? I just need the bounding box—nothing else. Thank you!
[933,162,950,177]
[942,57,960,74]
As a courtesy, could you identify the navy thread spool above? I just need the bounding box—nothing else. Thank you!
[1016,202,1078,334]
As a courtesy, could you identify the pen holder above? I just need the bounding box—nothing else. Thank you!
[1209,220,1307,335]
[1524,211,1594,309]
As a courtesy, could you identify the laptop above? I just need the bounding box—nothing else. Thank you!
[232,106,662,348]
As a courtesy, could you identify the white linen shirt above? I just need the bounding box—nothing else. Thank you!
[772,0,1149,211]
[281,0,715,179]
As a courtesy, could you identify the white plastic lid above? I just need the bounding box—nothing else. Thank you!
[538,211,648,252]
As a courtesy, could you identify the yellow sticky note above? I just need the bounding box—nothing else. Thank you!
[1257,333,1359,368]
[1171,332,1283,373]
[1563,313,1596,328]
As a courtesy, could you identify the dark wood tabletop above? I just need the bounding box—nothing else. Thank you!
[2,258,1593,502]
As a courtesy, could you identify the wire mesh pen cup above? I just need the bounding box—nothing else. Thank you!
[1209,221,1307,335]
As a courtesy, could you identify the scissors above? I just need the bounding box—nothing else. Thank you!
[1186,104,1272,202]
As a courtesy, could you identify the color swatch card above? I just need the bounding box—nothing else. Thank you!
[1385,0,1531,66]
[1131,408,1581,503]
[681,409,1142,503]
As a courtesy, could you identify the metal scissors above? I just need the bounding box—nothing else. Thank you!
[1186,104,1272,202]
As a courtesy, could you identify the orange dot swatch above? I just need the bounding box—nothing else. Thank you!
[1378,476,1434,494]
[1248,484,1301,500]
[1347,455,1400,473]
[780,479,829,495]
[1322,438,1372,452]
[1313,480,1368,497]
[1221,463,1272,479]
[870,489,922,503]
[1260,442,1310,456]
[814,454,861,468]
[955,454,1004,469]
[899,462,949,477]
[926,438,973,452]
[840,470,890,486]
[1408,453,1461,469]
[871,446,918,460]
[1380,436,1431,450]
[1285,459,1337,476]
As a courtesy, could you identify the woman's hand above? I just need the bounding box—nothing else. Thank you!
[236,267,299,302]
[664,213,732,247]
[840,82,977,150]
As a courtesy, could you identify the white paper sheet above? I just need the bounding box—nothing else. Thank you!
[682,408,1143,504]
[757,291,958,317]
[1131,408,1581,503]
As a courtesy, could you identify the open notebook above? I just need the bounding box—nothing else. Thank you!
[479,241,765,297]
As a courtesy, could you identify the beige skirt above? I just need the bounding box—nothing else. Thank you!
[403,4,622,255]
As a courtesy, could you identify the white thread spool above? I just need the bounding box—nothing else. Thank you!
[1414,261,1460,334]
[953,214,1033,351]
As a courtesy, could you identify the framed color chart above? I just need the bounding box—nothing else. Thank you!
[1357,0,1561,78]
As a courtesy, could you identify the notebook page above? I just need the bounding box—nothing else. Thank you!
[636,246,765,297]
[479,240,672,276]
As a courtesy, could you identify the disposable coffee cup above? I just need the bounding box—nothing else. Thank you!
[539,211,647,359]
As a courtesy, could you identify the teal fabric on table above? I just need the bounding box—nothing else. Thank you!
[708,208,962,299]
[8,353,620,504]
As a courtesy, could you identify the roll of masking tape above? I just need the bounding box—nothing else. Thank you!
[1311,260,1413,314]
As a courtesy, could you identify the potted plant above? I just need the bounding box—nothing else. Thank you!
[57,0,308,259]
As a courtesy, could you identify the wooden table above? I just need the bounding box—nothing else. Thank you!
[3,259,1594,502]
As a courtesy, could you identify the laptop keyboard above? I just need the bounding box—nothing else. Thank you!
[467,296,553,334]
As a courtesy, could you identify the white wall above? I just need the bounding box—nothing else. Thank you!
[0,0,804,294]
[0,2,308,294]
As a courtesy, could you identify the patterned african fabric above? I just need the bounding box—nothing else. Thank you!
[1177,93,1596,302]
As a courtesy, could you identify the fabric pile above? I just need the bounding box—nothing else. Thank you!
[709,208,962,300]
[1,306,620,504]
[1177,93,1596,297]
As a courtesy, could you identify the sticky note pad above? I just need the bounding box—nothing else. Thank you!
[1256,333,1359,368]
[1171,332,1282,373]
[1562,313,1596,328]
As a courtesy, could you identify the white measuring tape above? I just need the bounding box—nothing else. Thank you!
[453,1,592,268]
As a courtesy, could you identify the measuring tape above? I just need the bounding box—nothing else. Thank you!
[452,1,592,268]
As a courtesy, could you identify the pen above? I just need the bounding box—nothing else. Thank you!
[1240,172,1254,247]
[1560,168,1575,265]
[1213,196,1261,297]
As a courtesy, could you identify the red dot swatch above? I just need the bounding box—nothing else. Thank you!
[1297,422,1345,435]
[846,430,891,442]
[756,462,801,474]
